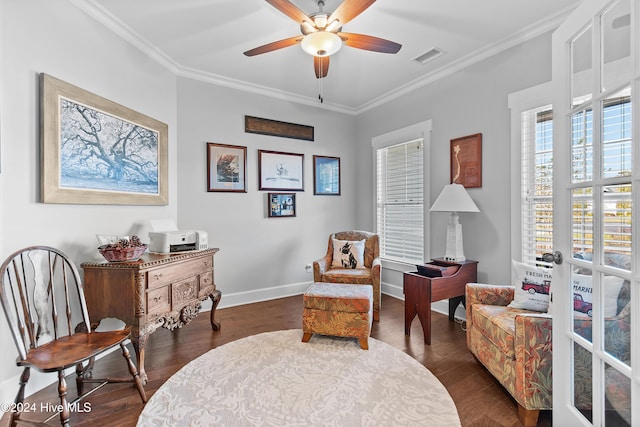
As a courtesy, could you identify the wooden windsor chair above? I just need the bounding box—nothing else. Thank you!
[0,246,147,426]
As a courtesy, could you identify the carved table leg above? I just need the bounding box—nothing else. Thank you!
[210,290,222,331]
[131,331,149,384]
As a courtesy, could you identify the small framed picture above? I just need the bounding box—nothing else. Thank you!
[259,150,304,191]
[450,133,482,188]
[207,143,247,192]
[313,155,341,195]
[268,193,296,217]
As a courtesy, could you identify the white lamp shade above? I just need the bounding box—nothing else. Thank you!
[430,183,479,262]
[301,31,342,57]
[430,183,479,213]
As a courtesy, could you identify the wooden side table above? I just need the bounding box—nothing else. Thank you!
[81,248,221,383]
[403,258,478,344]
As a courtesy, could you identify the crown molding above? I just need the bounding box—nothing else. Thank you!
[71,0,357,115]
[355,2,580,114]
[71,0,580,116]
[178,66,357,115]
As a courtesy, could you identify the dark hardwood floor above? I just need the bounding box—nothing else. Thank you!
[1,294,551,426]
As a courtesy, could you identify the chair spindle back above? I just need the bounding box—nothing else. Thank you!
[0,246,92,361]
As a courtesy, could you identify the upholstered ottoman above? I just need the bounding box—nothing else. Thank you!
[301,282,373,350]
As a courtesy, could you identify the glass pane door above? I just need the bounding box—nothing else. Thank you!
[552,0,636,425]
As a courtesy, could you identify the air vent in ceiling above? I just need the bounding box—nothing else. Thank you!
[412,47,445,65]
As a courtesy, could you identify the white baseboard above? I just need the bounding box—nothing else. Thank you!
[201,280,313,310]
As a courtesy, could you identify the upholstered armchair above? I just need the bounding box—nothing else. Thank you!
[313,231,381,321]
[465,283,552,427]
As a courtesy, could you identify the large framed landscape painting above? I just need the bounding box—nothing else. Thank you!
[40,73,168,205]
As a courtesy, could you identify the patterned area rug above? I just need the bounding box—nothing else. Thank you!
[137,329,461,426]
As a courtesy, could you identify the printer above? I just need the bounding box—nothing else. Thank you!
[148,230,208,253]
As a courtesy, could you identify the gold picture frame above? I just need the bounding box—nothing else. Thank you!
[40,73,168,205]
[450,133,482,188]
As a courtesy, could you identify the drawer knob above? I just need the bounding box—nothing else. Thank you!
[154,273,163,280]
[154,296,162,303]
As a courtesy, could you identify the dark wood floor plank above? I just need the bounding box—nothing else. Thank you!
[0,294,551,426]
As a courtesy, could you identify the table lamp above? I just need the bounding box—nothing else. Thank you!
[430,183,479,262]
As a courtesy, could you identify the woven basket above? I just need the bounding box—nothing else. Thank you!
[98,244,147,262]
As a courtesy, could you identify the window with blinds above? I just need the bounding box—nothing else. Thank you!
[521,106,554,266]
[376,139,424,264]
[571,94,632,257]
[520,96,631,265]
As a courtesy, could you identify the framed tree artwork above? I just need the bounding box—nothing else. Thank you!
[207,143,247,192]
[40,73,168,205]
[450,133,482,188]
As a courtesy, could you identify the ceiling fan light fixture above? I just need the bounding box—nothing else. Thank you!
[325,19,341,33]
[300,21,317,35]
[301,31,342,57]
[312,13,328,29]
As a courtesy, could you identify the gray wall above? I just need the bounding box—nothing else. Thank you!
[355,33,553,293]
[0,0,552,403]
[176,78,358,307]
[0,0,178,400]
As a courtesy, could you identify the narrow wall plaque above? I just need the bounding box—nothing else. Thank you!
[245,116,314,141]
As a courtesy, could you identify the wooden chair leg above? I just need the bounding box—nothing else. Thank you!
[120,343,147,403]
[301,332,312,342]
[373,309,380,322]
[517,404,540,427]
[57,370,71,426]
[75,362,85,396]
[358,338,369,350]
[10,367,30,427]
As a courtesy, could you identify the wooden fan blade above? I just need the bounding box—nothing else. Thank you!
[338,32,401,53]
[244,35,303,56]
[328,0,375,26]
[266,0,313,25]
[314,56,330,79]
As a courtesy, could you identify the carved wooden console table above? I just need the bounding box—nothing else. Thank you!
[81,248,221,383]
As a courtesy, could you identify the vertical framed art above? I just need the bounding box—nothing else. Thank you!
[313,155,340,195]
[207,142,247,192]
[450,133,482,188]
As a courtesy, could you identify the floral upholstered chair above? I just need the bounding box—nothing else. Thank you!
[313,231,381,321]
[465,283,552,427]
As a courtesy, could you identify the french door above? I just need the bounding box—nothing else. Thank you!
[552,0,638,425]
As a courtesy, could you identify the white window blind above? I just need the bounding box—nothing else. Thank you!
[521,106,553,266]
[571,94,632,257]
[520,96,631,265]
[376,139,424,264]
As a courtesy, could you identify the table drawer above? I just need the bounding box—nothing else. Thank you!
[199,271,214,296]
[147,286,170,314]
[172,276,199,306]
[147,256,212,289]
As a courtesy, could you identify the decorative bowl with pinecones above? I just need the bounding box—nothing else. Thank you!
[98,236,147,262]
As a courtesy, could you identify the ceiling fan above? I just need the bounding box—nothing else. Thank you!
[244,0,402,79]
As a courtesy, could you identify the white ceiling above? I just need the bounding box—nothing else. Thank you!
[74,0,580,114]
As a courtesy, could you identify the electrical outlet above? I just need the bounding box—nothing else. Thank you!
[305,263,312,273]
